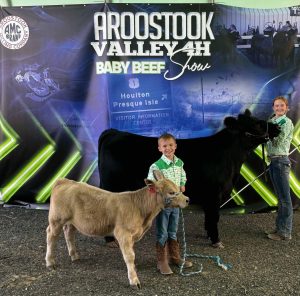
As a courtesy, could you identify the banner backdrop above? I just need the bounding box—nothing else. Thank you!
[0,4,300,209]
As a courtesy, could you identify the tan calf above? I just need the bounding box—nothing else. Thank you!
[45,170,189,288]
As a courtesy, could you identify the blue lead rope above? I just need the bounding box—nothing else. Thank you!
[178,209,232,276]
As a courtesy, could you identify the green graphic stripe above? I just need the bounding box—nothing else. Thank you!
[0,138,19,161]
[79,158,98,183]
[290,173,300,197]
[292,119,300,146]
[254,145,265,159]
[0,102,56,202]
[51,106,82,150]
[35,151,82,203]
[228,208,246,215]
[34,105,84,203]
[1,145,55,202]
[231,189,245,206]
[289,121,300,199]
[239,146,276,206]
[253,123,300,200]
[0,113,20,161]
[240,164,277,206]
[18,100,56,146]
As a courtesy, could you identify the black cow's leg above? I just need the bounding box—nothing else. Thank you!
[203,202,220,244]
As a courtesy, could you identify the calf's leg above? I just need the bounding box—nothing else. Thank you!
[45,222,63,268]
[63,224,80,261]
[114,229,141,289]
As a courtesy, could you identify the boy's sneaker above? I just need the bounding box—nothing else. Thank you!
[267,233,291,241]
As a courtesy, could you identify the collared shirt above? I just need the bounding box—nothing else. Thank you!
[147,154,187,187]
[266,114,294,157]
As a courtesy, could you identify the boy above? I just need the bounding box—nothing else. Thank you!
[148,133,192,275]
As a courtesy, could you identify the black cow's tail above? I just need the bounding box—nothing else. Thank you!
[98,128,119,188]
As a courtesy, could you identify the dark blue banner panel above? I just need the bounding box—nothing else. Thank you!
[0,4,300,209]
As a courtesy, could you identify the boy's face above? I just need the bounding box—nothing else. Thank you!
[273,99,288,117]
[158,138,177,160]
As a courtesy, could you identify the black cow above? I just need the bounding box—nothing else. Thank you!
[98,110,280,246]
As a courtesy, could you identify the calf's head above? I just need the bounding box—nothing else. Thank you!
[224,109,281,147]
[144,170,189,209]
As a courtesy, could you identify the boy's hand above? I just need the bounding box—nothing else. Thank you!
[180,186,185,192]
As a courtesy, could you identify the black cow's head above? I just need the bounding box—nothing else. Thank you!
[224,109,281,146]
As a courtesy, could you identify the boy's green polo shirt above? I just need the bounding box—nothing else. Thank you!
[147,154,187,187]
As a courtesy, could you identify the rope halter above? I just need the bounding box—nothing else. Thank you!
[244,120,270,141]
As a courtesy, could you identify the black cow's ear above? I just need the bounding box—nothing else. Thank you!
[224,116,237,128]
[244,109,251,116]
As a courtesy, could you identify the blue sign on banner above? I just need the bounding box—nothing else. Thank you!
[108,69,172,133]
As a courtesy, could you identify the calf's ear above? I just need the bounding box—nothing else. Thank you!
[144,179,154,186]
[153,170,165,181]
[144,179,156,193]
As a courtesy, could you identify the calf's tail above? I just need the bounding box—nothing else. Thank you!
[52,178,69,190]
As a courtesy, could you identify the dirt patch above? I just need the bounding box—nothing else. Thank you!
[0,205,299,296]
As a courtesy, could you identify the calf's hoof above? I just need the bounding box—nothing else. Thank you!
[71,253,80,261]
[130,279,141,289]
[46,263,56,270]
[46,258,56,269]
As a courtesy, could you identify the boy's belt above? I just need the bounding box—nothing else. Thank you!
[269,155,287,159]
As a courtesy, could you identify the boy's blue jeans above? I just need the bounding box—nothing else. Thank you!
[269,156,293,237]
[156,208,179,246]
